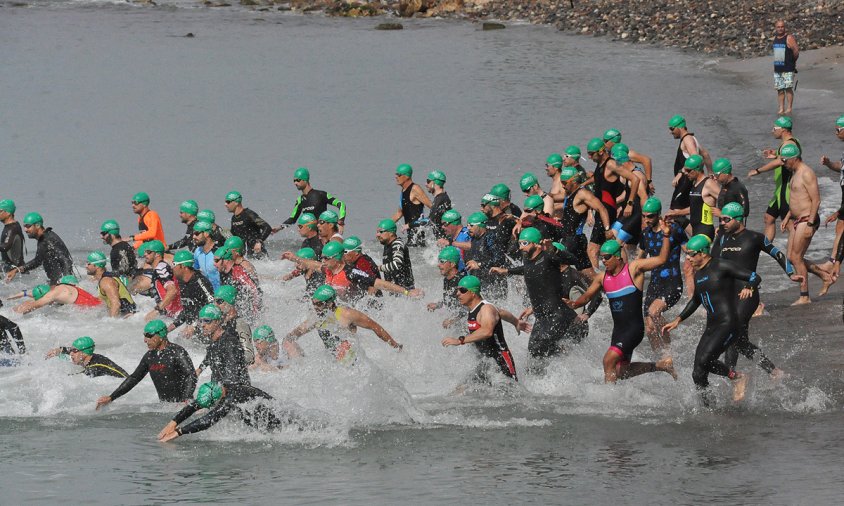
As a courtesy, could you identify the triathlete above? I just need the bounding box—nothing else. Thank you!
[127,192,165,250]
[610,143,647,252]
[167,200,200,252]
[435,210,472,271]
[713,158,750,218]
[283,284,403,364]
[376,219,415,290]
[86,251,137,317]
[668,115,712,219]
[391,164,432,246]
[45,336,127,378]
[95,320,197,408]
[251,325,287,370]
[519,195,564,243]
[224,236,259,285]
[637,198,686,362]
[5,212,73,285]
[195,304,251,386]
[602,128,655,193]
[191,221,221,291]
[559,165,611,277]
[567,236,676,383]
[552,241,602,344]
[426,246,467,328]
[168,250,215,335]
[294,213,323,258]
[464,212,508,300]
[0,199,24,272]
[426,170,452,239]
[711,203,797,378]
[747,116,801,241]
[317,210,344,245]
[662,235,761,405]
[139,240,183,320]
[0,313,26,356]
[665,154,720,240]
[224,191,272,258]
[281,246,324,296]
[214,285,256,365]
[279,167,346,232]
[519,172,555,216]
[13,276,101,314]
[489,183,522,218]
[480,193,518,260]
[99,220,137,280]
[215,246,262,320]
[562,145,594,192]
[196,209,229,248]
[819,114,844,284]
[544,153,565,218]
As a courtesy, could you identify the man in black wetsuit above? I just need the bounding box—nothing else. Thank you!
[167,200,200,252]
[96,320,197,408]
[663,234,762,405]
[100,220,137,279]
[158,381,293,442]
[426,170,452,239]
[464,212,508,301]
[167,250,215,336]
[225,191,272,259]
[712,158,750,219]
[376,219,415,291]
[0,313,26,356]
[279,167,347,233]
[195,303,251,386]
[296,213,323,258]
[46,336,127,378]
[559,166,611,276]
[668,114,710,220]
[6,212,73,286]
[0,199,24,272]
[426,246,467,328]
[480,193,518,259]
[519,195,564,244]
[489,183,522,218]
[711,203,798,379]
[391,164,432,247]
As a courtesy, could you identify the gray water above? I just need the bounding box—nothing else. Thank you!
[1,3,843,504]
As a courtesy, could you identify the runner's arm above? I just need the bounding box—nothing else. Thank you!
[108,354,150,401]
[327,193,347,220]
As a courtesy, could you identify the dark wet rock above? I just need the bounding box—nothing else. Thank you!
[482,21,505,30]
[185,32,195,37]
[376,22,405,30]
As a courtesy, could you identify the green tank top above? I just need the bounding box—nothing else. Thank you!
[98,273,137,314]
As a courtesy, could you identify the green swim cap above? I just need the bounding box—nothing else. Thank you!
[721,202,745,220]
[144,319,168,338]
[587,137,605,154]
[551,241,567,252]
[611,143,630,163]
[137,243,149,256]
[132,192,150,205]
[458,275,481,294]
[564,145,581,158]
[642,197,662,214]
[684,154,704,171]
[23,212,43,226]
[560,167,579,182]
[198,303,223,321]
[438,246,461,265]
[214,285,237,305]
[837,115,844,128]
[32,284,50,301]
[396,163,413,177]
[519,227,542,244]
[489,183,511,200]
[180,200,199,215]
[600,239,622,257]
[774,116,793,130]
[297,213,317,228]
[342,236,363,252]
[779,143,801,159]
[225,190,242,203]
[213,246,232,260]
[252,325,277,343]
[603,128,622,143]
[144,240,165,254]
[321,241,344,260]
[59,275,78,286]
[319,210,339,224]
[100,220,120,235]
[196,381,223,409]
[312,284,337,302]
[296,247,316,260]
[0,199,16,214]
[193,221,212,233]
[520,173,539,191]
[294,167,311,181]
[173,250,194,266]
[467,212,488,227]
[377,219,397,233]
[546,153,563,169]
[712,158,733,175]
[427,170,446,185]
[441,209,462,225]
[481,193,501,207]
[71,336,95,356]
[223,236,244,254]
[87,251,108,266]
[524,194,544,211]
[197,209,216,224]
[668,114,687,129]
[686,234,712,253]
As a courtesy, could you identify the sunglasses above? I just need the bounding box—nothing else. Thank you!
[213,257,223,263]
[442,221,459,226]
[600,254,616,261]
[198,318,216,324]
[643,213,659,219]
[522,189,532,194]
[215,298,228,305]
[131,201,143,205]
[225,200,236,204]
[455,287,470,295]
[836,127,844,134]
[519,240,533,247]
[23,224,34,228]
[719,216,734,224]
[376,229,389,234]
[143,333,158,339]
[193,231,204,236]
[294,178,304,183]
[686,250,702,258]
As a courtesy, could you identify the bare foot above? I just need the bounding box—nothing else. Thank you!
[784,108,792,115]
[656,357,677,380]
[731,373,749,402]
[752,302,766,317]
[791,296,812,306]
[818,267,836,296]
[769,368,786,381]
[777,109,785,115]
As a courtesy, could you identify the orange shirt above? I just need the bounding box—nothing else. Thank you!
[134,209,165,249]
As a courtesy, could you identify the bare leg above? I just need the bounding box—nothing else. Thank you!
[587,242,600,271]
[763,212,777,242]
[788,222,815,304]
[784,89,794,115]
[777,90,785,115]
[682,258,695,297]
[645,299,670,357]
[603,349,621,383]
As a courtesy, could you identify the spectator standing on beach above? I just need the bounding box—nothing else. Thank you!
[773,20,799,115]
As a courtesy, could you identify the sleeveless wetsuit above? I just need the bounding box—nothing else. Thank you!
[689,178,715,239]
[641,223,686,313]
[591,158,625,245]
[466,300,517,380]
[560,188,590,270]
[401,184,426,246]
[670,133,697,211]
[98,272,137,315]
[602,263,645,361]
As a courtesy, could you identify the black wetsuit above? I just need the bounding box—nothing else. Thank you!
[591,158,623,245]
[711,229,792,374]
[58,348,127,378]
[172,272,215,329]
[284,189,346,225]
[19,228,73,285]
[301,234,323,259]
[560,267,601,343]
[522,214,565,243]
[717,178,750,218]
[440,271,467,317]
[429,192,452,239]
[199,330,251,386]
[465,231,508,299]
[0,315,25,355]
[167,221,198,252]
[381,237,415,290]
[0,221,24,271]
[400,184,426,246]
[508,248,579,358]
[677,258,761,394]
[670,133,696,211]
[688,178,716,239]
[487,214,518,259]
[641,223,687,313]
[210,226,229,249]
[110,241,137,278]
[230,208,272,258]
[466,300,517,381]
[109,343,197,402]
[560,188,591,270]
[173,384,289,435]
